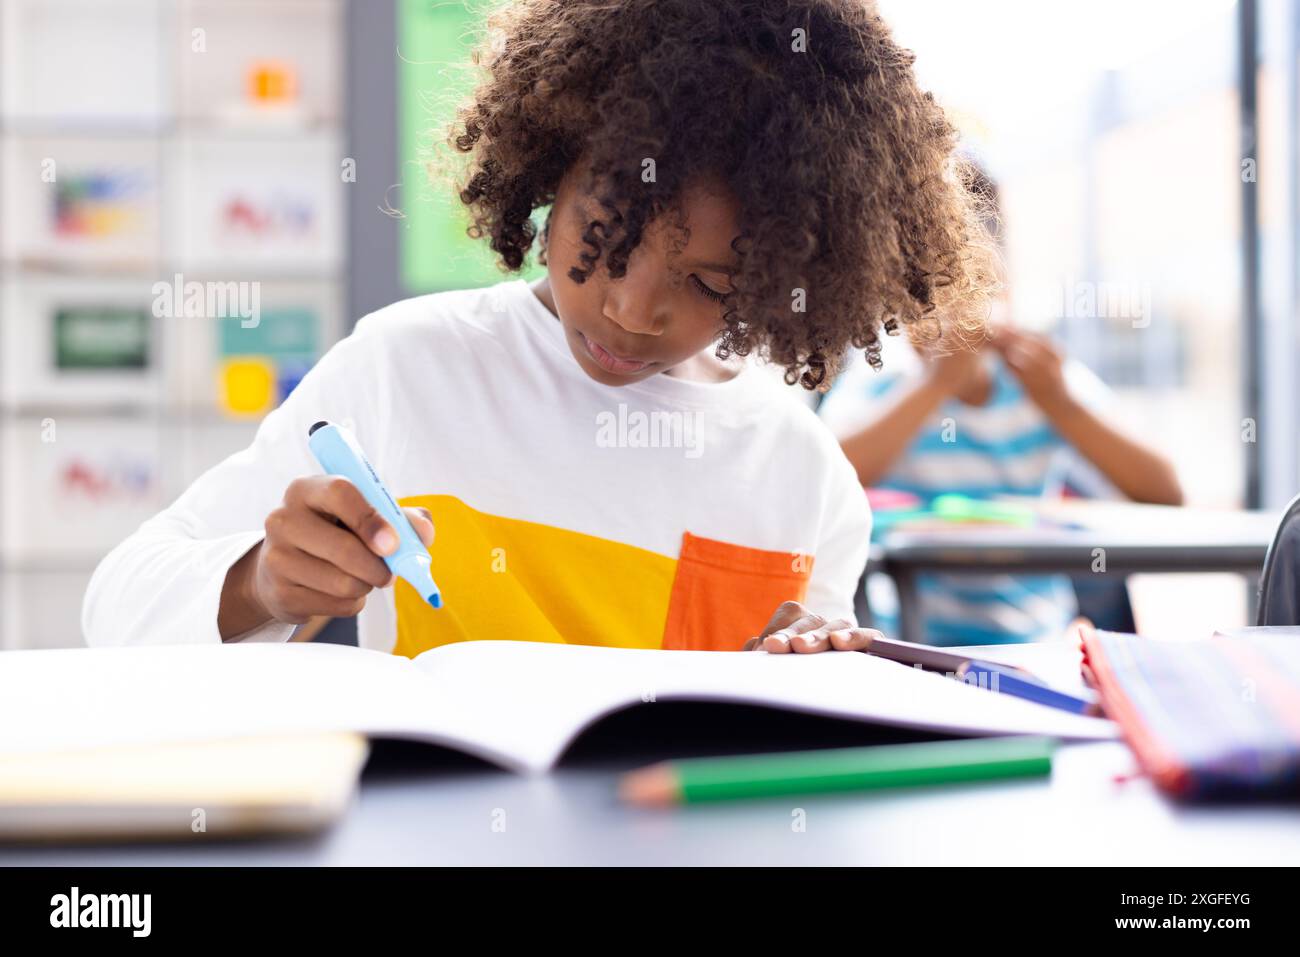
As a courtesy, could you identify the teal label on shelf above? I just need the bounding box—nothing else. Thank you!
[217,307,318,360]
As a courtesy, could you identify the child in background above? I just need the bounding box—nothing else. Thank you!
[85,0,995,656]
[819,162,1183,646]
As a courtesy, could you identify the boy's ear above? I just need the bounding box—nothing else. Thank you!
[537,210,552,265]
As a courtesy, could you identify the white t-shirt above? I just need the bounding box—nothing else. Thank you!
[83,280,871,655]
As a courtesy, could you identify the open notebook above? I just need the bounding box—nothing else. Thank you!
[0,640,1116,777]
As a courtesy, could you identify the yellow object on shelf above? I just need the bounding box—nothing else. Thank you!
[219,356,277,416]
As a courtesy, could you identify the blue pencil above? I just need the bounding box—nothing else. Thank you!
[956,660,1099,716]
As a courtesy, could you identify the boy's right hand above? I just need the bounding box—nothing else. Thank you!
[220,476,435,638]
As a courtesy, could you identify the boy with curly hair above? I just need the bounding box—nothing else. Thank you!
[85,0,995,655]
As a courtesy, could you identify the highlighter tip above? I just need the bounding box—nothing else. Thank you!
[427,593,442,609]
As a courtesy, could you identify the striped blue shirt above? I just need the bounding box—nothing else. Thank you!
[820,347,1115,645]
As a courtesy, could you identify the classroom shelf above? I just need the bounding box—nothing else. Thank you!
[0,0,349,649]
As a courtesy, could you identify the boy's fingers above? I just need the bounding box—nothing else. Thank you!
[788,617,854,653]
[828,627,880,651]
[281,582,368,621]
[303,476,398,556]
[271,546,375,600]
[1016,334,1059,365]
[760,611,829,653]
[282,511,393,588]
[1011,340,1045,365]
[746,605,808,649]
[769,612,826,642]
[758,601,815,638]
[787,632,830,653]
[1003,343,1032,371]
[403,507,435,548]
[1018,330,1055,352]
[748,603,864,653]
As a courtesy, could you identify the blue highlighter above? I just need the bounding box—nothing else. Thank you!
[307,420,442,609]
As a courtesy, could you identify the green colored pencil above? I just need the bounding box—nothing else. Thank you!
[619,736,1057,805]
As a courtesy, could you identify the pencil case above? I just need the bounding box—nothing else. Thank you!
[1078,623,1300,800]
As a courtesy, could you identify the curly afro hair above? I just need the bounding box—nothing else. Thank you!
[450,0,997,389]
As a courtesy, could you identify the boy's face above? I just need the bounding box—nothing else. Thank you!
[541,164,741,387]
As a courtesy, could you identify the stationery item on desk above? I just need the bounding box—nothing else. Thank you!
[862,633,1039,682]
[620,735,1057,805]
[955,660,1099,716]
[1080,624,1300,799]
[0,641,1117,781]
[930,493,1037,526]
[868,492,1092,537]
[308,420,442,608]
[868,492,1045,535]
[864,487,922,512]
[867,505,930,534]
[0,733,367,842]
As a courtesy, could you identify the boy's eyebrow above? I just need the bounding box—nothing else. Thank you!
[571,197,739,274]
[685,258,739,275]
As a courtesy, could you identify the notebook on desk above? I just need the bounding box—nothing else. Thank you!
[0,640,1115,779]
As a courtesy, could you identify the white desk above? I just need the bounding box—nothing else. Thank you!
[3,643,1298,865]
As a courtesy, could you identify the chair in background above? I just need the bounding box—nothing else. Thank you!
[1070,576,1137,634]
[1257,493,1300,626]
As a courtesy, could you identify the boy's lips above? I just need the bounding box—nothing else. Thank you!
[578,331,652,375]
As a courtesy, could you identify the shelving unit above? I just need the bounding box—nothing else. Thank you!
[0,0,347,648]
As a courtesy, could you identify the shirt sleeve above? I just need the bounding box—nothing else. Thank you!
[82,314,392,647]
[803,447,873,625]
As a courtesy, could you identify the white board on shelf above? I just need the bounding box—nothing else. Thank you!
[0,0,170,127]
[0,134,163,268]
[0,275,164,410]
[0,415,167,565]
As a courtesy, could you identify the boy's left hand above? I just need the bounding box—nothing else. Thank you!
[743,600,882,653]
[990,327,1073,417]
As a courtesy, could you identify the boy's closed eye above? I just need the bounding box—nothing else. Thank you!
[688,273,731,303]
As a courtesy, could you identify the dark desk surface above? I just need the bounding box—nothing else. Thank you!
[869,503,1279,642]
[4,644,1298,866]
[878,502,1279,574]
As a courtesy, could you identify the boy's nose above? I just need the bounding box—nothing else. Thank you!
[602,281,667,336]
[604,302,665,336]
